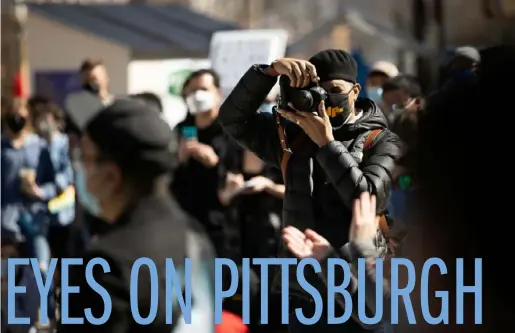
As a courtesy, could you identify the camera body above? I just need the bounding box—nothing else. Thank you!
[277,76,327,113]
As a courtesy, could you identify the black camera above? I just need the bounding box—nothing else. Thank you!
[277,76,327,112]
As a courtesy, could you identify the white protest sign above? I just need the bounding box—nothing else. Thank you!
[128,58,211,129]
[209,29,288,97]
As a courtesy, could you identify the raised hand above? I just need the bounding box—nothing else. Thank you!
[283,226,331,261]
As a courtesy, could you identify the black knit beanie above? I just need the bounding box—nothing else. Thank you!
[309,49,358,83]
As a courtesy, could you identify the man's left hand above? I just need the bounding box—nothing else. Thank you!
[277,100,334,148]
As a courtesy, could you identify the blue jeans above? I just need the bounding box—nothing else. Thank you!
[19,210,51,272]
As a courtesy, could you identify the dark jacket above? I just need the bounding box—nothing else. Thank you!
[219,65,402,298]
[58,192,215,333]
[171,117,231,257]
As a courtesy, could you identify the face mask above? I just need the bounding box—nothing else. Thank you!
[366,87,383,105]
[454,69,474,79]
[74,161,102,217]
[4,114,27,133]
[186,90,216,115]
[326,92,353,124]
[83,82,100,94]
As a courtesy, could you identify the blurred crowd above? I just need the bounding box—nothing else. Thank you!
[2,43,514,333]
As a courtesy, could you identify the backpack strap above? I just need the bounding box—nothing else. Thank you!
[378,215,390,236]
[363,129,391,238]
[363,129,383,151]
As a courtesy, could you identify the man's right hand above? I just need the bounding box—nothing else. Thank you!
[268,58,319,88]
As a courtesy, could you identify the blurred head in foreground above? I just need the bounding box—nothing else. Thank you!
[76,99,176,224]
[404,45,515,332]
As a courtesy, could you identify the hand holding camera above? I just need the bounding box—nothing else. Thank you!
[278,101,334,148]
[269,58,319,87]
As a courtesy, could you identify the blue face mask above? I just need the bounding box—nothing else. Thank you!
[454,69,474,79]
[366,87,383,105]
[74,161,102,217]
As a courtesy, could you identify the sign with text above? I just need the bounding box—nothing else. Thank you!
[209,29,288,98]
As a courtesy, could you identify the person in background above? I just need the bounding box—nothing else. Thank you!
[365,61,399,106]
[218,146,284,259]
[64,59,114,256]
[440,46,480,90]
[449,46,480,76]
[64,58,113,141]
[79,58,113,105]
[218,144,285,333]
[171,69,229,256]
[1,98,55,273]
[380,74,422,127]
[29,96,75,259]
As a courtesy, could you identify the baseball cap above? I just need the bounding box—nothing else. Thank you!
[370,61,399,78]
[454,46,481,63]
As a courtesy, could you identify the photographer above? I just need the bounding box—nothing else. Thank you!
[219,49,402,333]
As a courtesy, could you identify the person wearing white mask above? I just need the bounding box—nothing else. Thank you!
[171,69,230,256]
[365,61,399,106]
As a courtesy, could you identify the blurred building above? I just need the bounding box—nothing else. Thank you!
[165,0,514,71]
[2,0,514,98]
[1,1,236,99]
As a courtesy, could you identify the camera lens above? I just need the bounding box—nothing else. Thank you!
[291,90,314,111]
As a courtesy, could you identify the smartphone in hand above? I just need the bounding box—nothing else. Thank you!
[181,126,198,141]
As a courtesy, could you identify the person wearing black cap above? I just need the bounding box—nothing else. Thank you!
[218,50,402,333]
[59,99,215,333]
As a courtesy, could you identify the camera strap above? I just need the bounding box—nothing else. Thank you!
[276,112,292,182]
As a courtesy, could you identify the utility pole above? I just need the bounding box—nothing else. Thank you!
[412,0,432,93]
[433,0,446,88]
[246,0,264,29]
[1,0,29,99]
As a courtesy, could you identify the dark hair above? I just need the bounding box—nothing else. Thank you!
[181,77,192,99]
[28,95,65,124]
[130,92,163,113]
[382,74,422,98]
[184,68,221,89]
[80,58,103,73]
